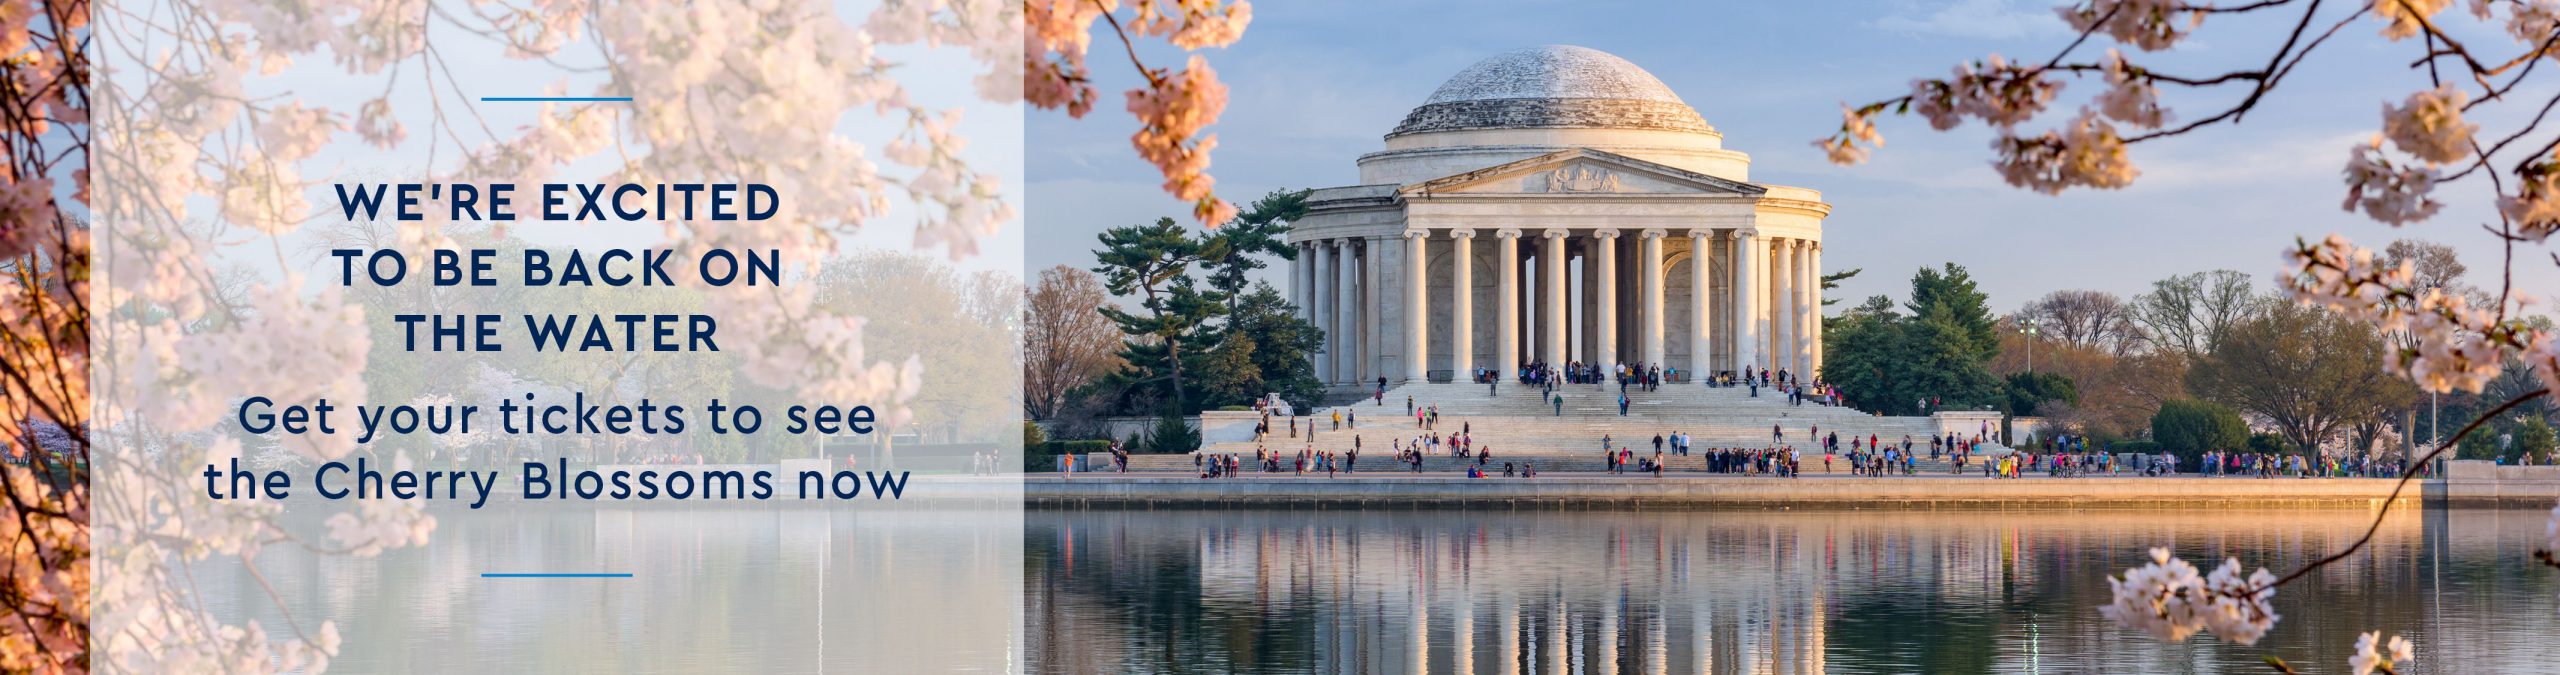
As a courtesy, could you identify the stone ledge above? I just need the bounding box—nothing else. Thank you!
[1026,475,2426,510]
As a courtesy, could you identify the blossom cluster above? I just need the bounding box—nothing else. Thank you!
[2056,0,2204,51]
[2347,631,2415,675]
[2280,234,2552,394]
[1819,52,2154,193]
[2097,547,2282,644]
[2380,86,2476,166]
[1025,0,1251,225]
[0,0,92,671]
[1911,55,2063,131]
[1993,112,2139,193]
[1128,56,1235,225]
[2343,138,2446,225]
[2094,50,2168,130]
[1814,103,1883,165]
[2376,0,2454,40]
[2500,153,2560,242]
[0,465,86,673]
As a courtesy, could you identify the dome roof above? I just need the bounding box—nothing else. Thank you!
[1391,46,1712,138]
[1422,45,1686,105]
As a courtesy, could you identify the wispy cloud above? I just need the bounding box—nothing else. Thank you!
[1868,0,2072,41]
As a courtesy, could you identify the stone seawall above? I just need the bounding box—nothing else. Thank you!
[1026,475,2436,510]
[2430,460,2560,508]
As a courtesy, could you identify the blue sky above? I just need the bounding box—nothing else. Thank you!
[1027,0,2560,314]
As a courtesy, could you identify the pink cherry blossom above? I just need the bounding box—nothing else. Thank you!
[2381,85,2477,165]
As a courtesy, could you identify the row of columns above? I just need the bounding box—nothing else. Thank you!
[1339,585,1818,674]
[1293,229,1822,388]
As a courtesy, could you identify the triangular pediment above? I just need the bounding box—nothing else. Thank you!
[1400,148,1768,197]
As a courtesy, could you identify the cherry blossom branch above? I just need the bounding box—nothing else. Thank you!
[2262,387,2547,591]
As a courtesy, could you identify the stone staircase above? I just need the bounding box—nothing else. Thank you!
[1160,381,2004,474]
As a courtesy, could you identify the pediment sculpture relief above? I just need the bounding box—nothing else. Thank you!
[1545,166,1622,193]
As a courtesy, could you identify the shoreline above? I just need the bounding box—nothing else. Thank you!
[1025,473,2557,510]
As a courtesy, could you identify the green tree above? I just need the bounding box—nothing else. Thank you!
[1192,331,1265,409]
[1820,268,1862,310]
[2516,417,2557,464]
[2152,398,2247,464]
[1821,296,1910,413]
[1201,189,1308,314]
[1906,263,1999,360]
[1902,309,2005,410]
[1093,217,1231,415]
[1143,412,1200,454]
[2188,303,2413,458]
[1821,265,2006,416]
[1213,283,1328,408]
[2002,371,2078,417]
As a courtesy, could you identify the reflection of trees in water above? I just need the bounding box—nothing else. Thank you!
[1027,508,2553,674]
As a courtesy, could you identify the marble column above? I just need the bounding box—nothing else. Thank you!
[1451,229,1476,381]
[1541,229,1568,369]
[1495,229,1520,382]
[1639,229,1666,368]
[1793,239,1813,379]
[1734,230,1759,372]
[1689,229,1713,379]
[1363,236,1381,387]
[1292,243,1309,323]
[1809,241,1824,379]
[1312,239,1335,384]
[1580,243,1597,364]
[1592,229,1619,371]
[1771,238,1793,380]
[1516,245,1532,371]
[1336,239,1360,385]
[1405,229,1429,382]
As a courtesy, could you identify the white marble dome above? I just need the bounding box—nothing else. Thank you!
[1389,45,1713,138]
[1421,45,1686,106]
[1364,45,1741,185]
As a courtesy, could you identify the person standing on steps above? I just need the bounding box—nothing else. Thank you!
[1553,392,1563,416]
[1618,393,1629,416]
[1772,423,1783,444]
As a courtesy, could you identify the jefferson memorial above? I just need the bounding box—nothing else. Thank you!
[1288,45,1829,392]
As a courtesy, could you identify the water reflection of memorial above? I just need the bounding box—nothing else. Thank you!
[1029,508,2555,674]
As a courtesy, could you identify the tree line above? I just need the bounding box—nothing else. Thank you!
[1023,190,1324,452]
[1836,238,2555,463]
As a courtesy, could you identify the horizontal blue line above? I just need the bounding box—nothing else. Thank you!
[481,573,633,578]
[479,97,632,102]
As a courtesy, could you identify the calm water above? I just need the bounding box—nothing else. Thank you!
[195,507,1024,673]
[1026,507,2560,674]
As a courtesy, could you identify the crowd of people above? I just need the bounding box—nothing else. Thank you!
[1146,385,2436,483]
[2199,449,2409,478]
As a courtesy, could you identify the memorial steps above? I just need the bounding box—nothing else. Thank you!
[1137,382,2003,474]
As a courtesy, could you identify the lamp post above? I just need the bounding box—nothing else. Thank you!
[2024,319,2039,373]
